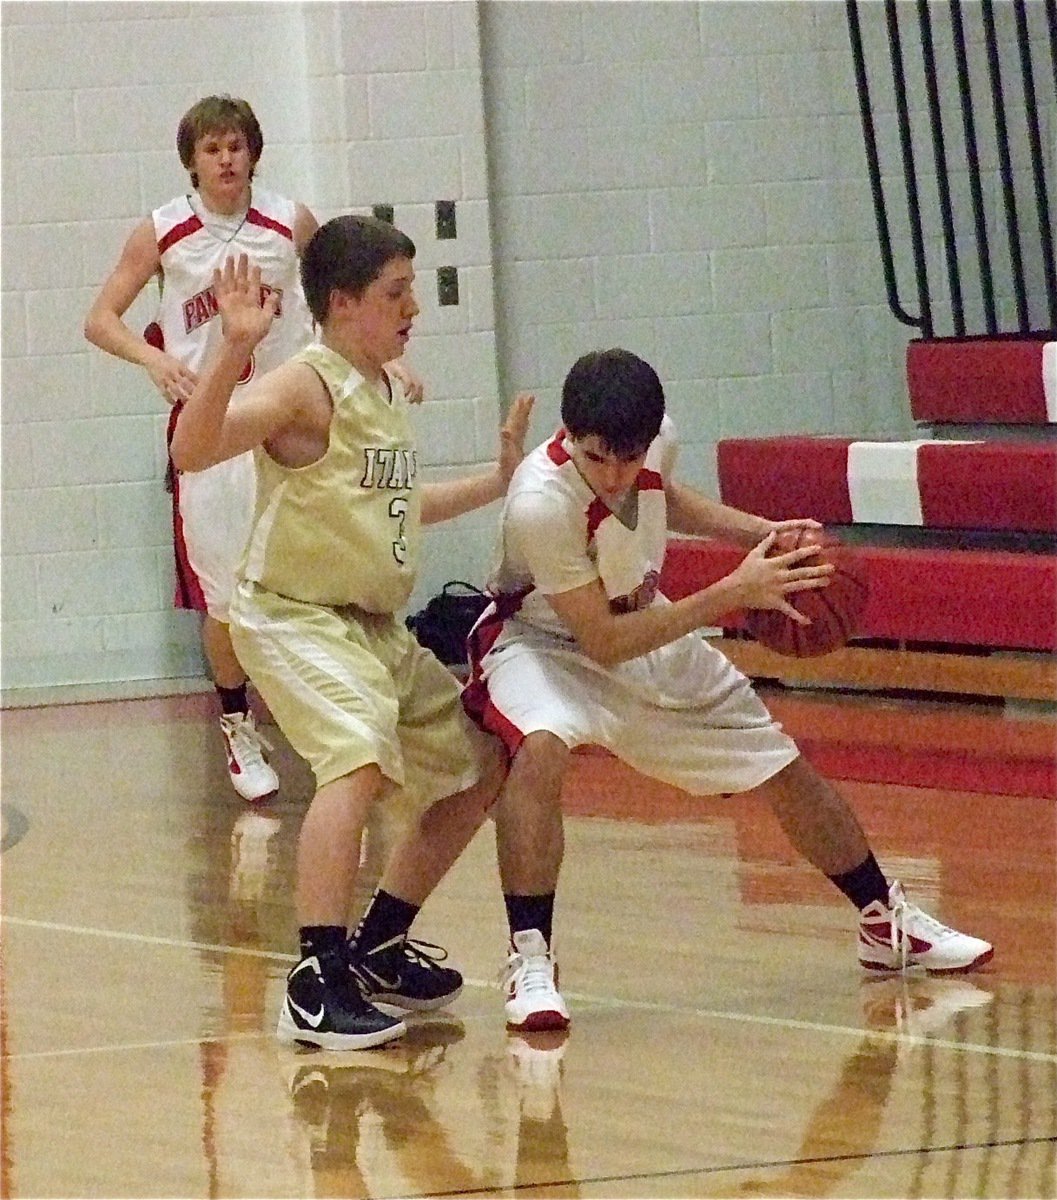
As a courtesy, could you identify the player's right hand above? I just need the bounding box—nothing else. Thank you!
[146,350,198,407]
[726,531,833,624]
[213,254,280,349]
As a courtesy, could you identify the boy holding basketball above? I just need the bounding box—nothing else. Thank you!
[466,348,993,1033]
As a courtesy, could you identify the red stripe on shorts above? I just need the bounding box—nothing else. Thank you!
[166,405,208,612]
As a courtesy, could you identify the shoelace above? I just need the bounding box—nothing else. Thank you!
[398,937,451,970]
[504,953,555,996]
[355,935,451,975]
[889,895,952,969]
[230,719,273,767]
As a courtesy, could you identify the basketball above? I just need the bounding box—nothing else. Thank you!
[743,528,869,657]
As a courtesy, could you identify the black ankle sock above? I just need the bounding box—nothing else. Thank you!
[827,853,890,911]
[299,924,348,963]
[352,890,419,954]
[216,683,249,716]
[504,892,555,946]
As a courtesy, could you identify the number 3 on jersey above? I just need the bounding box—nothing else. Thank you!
[389,497,409,564]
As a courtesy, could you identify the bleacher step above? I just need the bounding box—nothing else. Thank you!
[907,333,1056,425]
[716,436,1057,534]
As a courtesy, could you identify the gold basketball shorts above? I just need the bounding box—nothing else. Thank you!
[230,581,493,812]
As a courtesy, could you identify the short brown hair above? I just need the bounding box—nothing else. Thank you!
[301,215,416,325]
[176,95,263,187]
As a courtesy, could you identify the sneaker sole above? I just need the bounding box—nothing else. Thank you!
[367,984,463,1013]
[506,1009,571,1033]
[276,1011,407,1050]
[859,945,994,975]
[231,783,280,803]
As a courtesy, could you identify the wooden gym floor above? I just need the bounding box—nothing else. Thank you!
[2,689,1055,1199]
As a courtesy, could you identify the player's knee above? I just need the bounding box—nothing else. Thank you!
[513,731,571,785]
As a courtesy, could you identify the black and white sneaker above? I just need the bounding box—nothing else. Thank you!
[350,934,463,1012]
[277,954,407,1050]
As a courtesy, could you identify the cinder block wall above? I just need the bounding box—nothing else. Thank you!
[1,0,500,694]
[481,0,1053,496]
[2,0,1050,698]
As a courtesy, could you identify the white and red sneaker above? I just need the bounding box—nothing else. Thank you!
[858,881,993,974]
[503,929,571,1032]
[219,711,279,802]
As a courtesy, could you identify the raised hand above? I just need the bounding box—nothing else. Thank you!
[727,531,834,625]
[498,392,535,485]
[213,254,280,349]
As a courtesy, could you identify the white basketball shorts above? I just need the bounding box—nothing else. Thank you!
[472,623,799,796]
[176,452,256,621]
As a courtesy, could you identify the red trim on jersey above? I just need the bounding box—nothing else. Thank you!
[166,405,208,612]
[585,497,610,542]
[246,207,293,240]
[638,468,663,491]
[546,430,571,465]
[158,214,205,256]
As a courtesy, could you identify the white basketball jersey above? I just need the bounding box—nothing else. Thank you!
[488,418,678,641]
[151,187,313,384]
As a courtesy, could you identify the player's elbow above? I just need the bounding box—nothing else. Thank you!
[168,441,194,472]
[169,424,208,473]
[170,447,209,473]
[83,309,103,349]
[576,631,623,669]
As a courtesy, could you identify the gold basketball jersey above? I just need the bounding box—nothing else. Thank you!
[240,343,421,612]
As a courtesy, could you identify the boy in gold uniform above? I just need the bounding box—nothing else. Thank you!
[172,216,532,1049]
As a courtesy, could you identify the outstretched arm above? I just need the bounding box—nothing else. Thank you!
[420,392,534,524]
[666,480,821,547]
[545,533,833,668]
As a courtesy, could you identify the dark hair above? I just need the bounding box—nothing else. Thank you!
[176,95,264,188]
[561,349,665,458]
[300,215,416,324]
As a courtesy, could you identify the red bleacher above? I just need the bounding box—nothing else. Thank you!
[907,333,1056,424]
[716,436,1057,533]
[672,335,1057,695]
[662,538,1057,653]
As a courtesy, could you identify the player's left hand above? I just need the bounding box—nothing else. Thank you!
[767,517,823,539]
[387,360,426,403]
[498,392,535,486]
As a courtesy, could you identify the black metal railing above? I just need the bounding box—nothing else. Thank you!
[847,0,1057,338]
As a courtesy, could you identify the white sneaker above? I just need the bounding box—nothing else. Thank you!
[219,711,279,802]
[503,929,570,1032]
[858,880,994,974]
